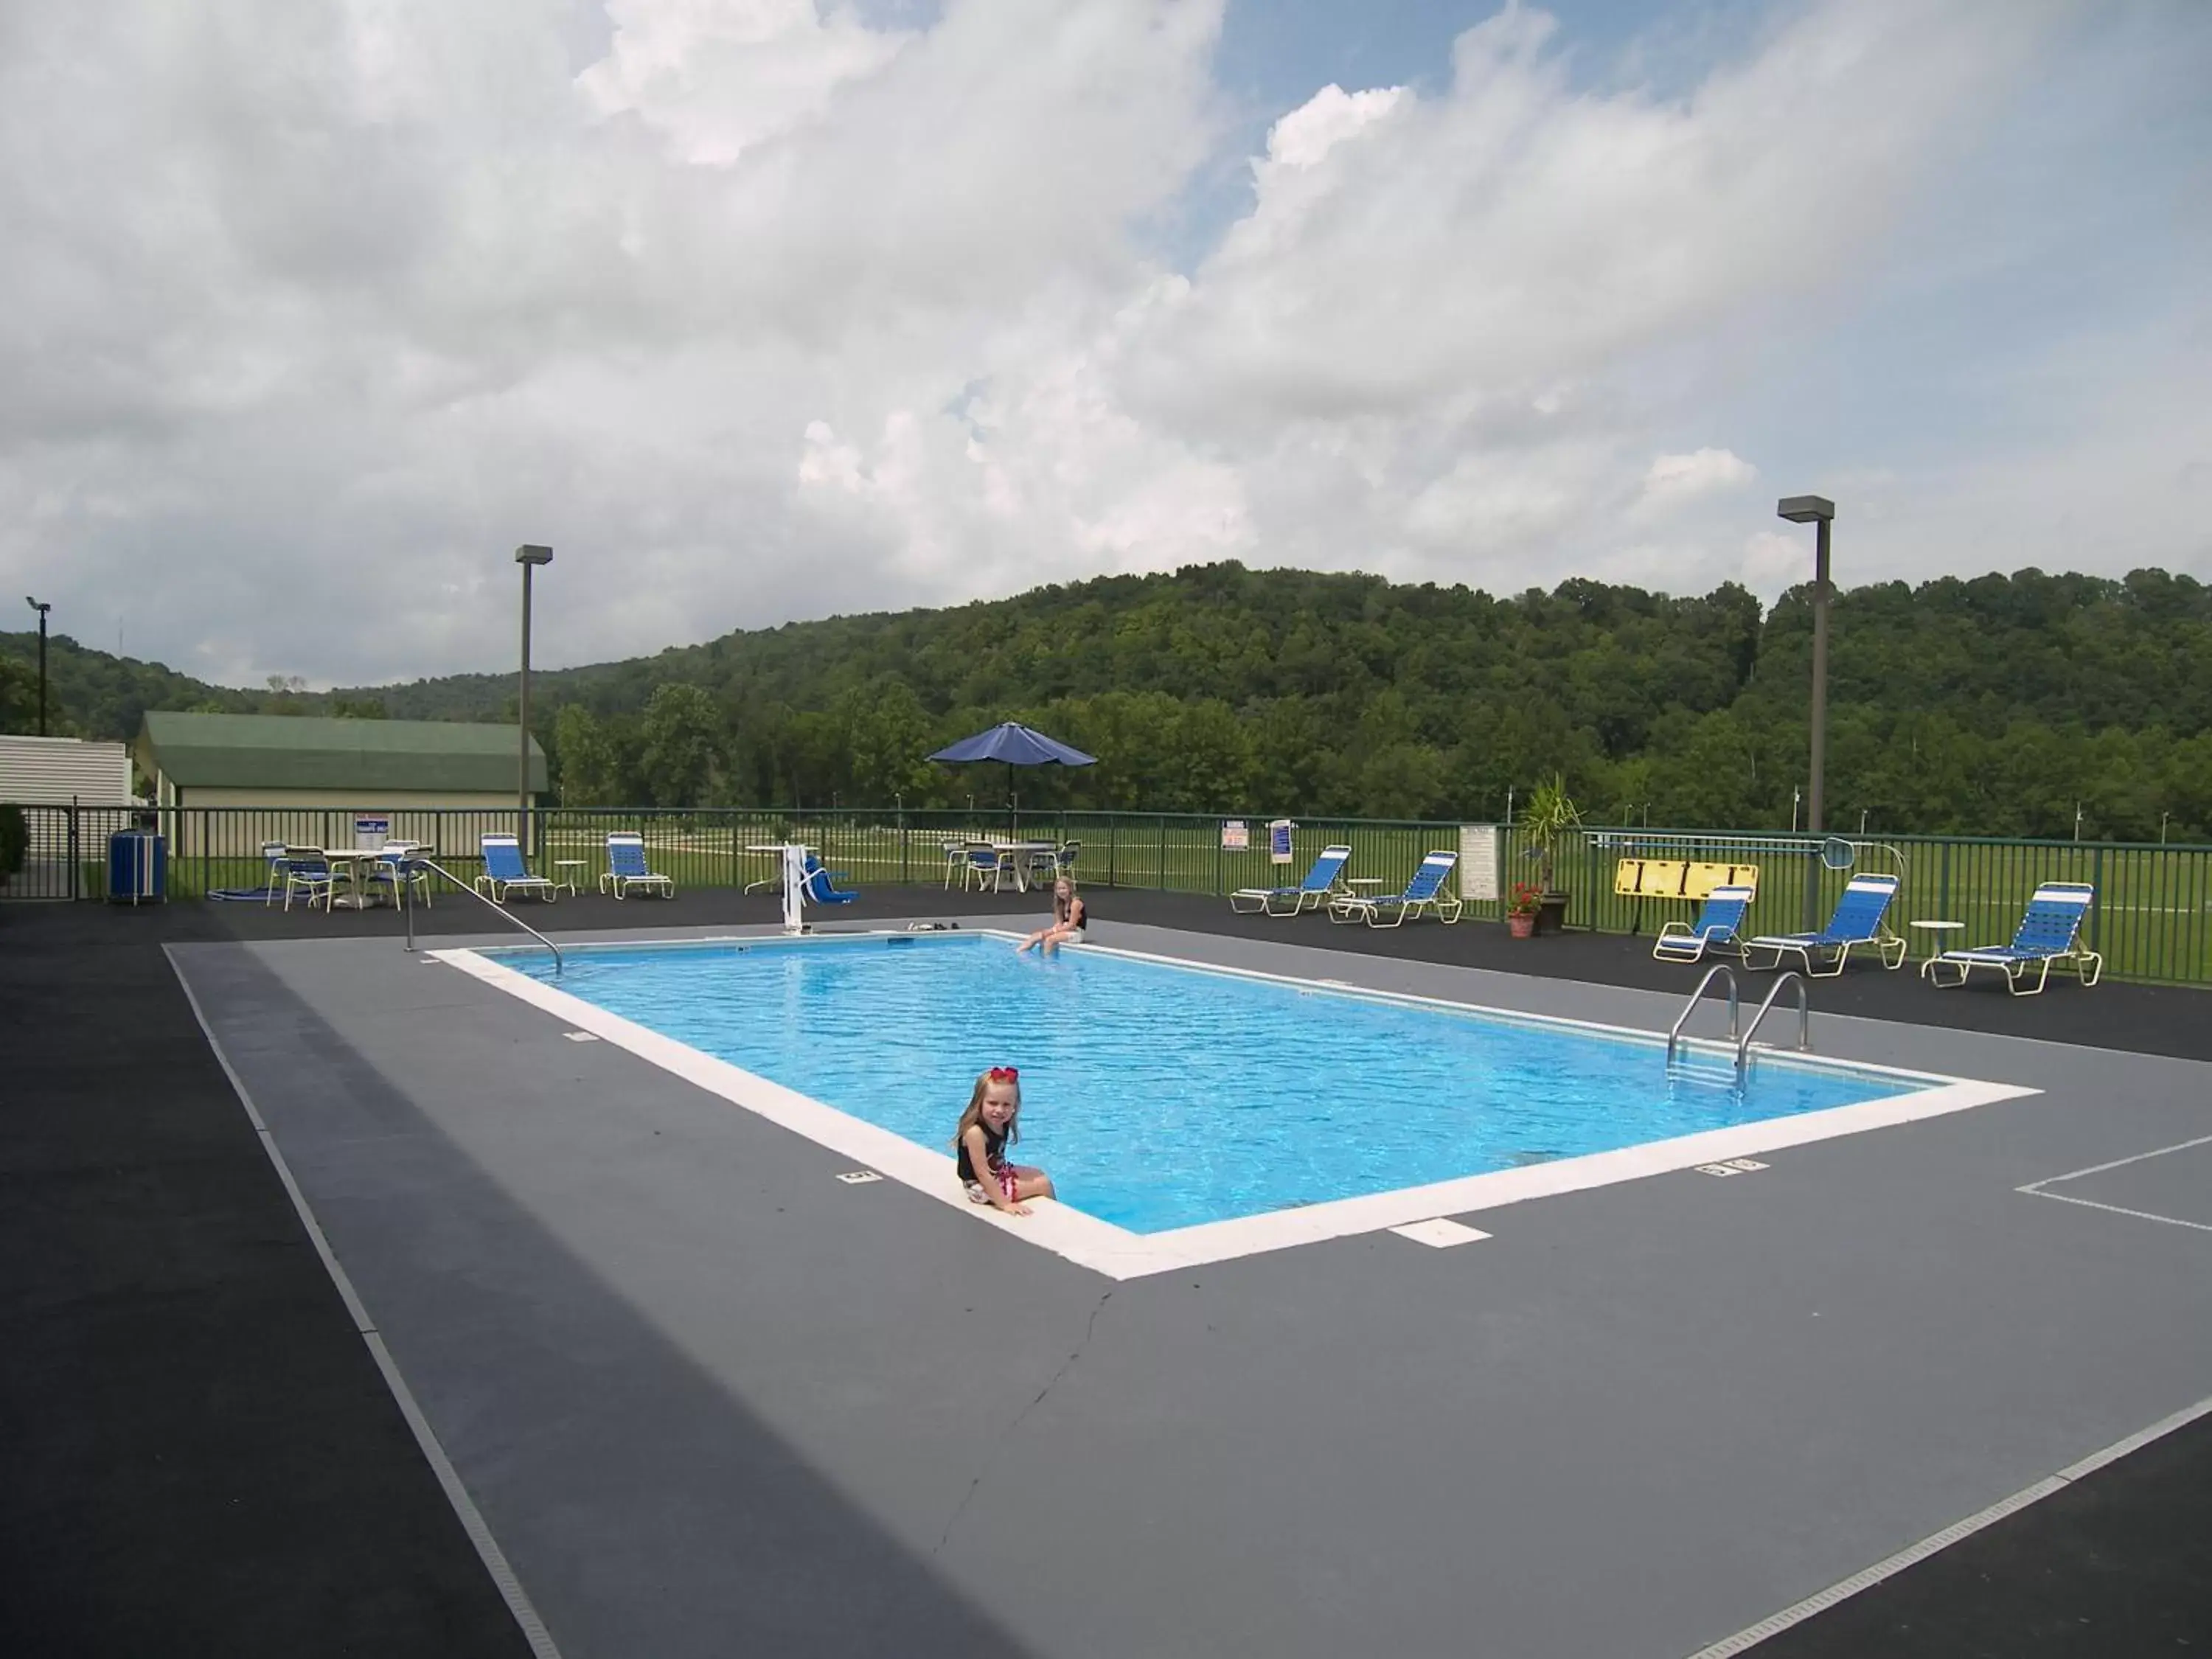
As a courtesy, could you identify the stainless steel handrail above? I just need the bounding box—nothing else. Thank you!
[1666,964,1739,1065]
[403,856,564,974]
[1737,971,1810,1075]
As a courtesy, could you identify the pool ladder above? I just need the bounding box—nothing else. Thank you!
[1666,966,1810,1085]
[405,856,565,974]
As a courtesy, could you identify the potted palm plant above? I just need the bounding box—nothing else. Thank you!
[1519,773,1582,936]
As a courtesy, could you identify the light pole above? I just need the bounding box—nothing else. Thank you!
[25,598,51,736]
[515,546,552,854]
[1778,495,1835,930]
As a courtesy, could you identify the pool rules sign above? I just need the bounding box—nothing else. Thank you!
[1458,824,1500,902]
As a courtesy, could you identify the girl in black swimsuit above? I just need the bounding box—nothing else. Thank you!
[953,1065,1054,1215]
[1018,877,1088,956]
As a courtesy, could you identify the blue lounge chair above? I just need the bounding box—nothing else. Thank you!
[1231,844,1352,916]
[599,832,674,900]
[1744,874,1905,975]
[801,855,859,907]
[473,834,557,903]
[1330,851,1461,928]
[1924,883,2102,995]
[1652,885,1754,963]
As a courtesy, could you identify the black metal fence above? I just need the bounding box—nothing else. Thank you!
[6,802,2208,987]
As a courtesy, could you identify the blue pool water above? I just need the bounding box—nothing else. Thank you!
[507,935,1925,1234]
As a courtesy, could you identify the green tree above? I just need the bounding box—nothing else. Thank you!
[639,684,723,807]
[0,656,36,734]
[553,704,624,806]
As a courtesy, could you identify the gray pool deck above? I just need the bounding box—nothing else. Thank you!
[8,887,2212,1656]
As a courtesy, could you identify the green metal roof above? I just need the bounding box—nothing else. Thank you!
[139,712,548,793]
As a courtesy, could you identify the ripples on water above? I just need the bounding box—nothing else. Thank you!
[518,936,1919,1234]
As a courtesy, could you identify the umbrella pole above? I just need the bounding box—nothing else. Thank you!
[1008,761,1017,838]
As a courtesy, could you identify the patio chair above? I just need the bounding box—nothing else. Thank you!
[1330,851,1461,928]
[473,835,557,904]
[1652,886,1754,963]
[1924,883,2103,995]
[1743,874,1906,975]
[801,855,860,907]
[1231,844,1352,916]
[261,841,290,905]
[281,847,340,913]
[599,831,675,900]
[364,844,433,909]
[1055,840,1081,876]
[961,844,1004,892]
[941,840,970,888]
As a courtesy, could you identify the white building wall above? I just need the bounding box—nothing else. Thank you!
[0,736,134,805]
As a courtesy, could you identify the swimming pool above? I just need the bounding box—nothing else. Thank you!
[484,932,1942,1237]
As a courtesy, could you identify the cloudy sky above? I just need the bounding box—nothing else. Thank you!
[3,0,2206,686]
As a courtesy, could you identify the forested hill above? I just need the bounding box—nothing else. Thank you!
[5,563,2209,839]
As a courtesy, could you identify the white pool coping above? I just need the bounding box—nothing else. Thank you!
[434,931,2039,1281]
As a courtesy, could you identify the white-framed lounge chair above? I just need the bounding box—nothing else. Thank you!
[1744,874,1906,975]
[1652,886,1753,963]
[473,834,557,904]
[1231,844,1352,916]
[1330,851,1461,928]
[1924,883,2102,995]
[599,831,675,900]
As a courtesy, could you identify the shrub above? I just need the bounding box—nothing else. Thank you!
[0,804,26,884]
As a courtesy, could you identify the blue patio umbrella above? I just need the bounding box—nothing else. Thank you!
[928,722,1096,827]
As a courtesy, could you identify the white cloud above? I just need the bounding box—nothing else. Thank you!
[0,0,2204,686]
[1642,448,1757,501]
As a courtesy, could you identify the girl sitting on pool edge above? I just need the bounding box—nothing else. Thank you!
[953,1065,1054,1217]
[1018,875,1086,955]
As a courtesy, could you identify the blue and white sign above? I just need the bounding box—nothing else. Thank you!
[1269,819,1296,864]
[353,814,392,849]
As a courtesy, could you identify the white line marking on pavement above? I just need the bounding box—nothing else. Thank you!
[1686,1392,2212,1658]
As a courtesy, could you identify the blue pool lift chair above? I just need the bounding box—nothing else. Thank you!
[1231,844,1353,916]
[1744,873,1906,975]
[1652,885,1754,963]
[474,834,557,904]
[1924,882,2102,995]
[1330,851,1461,928]
[600,831,675,900]
[801,855,860,907]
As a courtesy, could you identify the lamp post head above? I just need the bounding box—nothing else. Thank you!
[514,544,553,566]
[1776,495,1835,525]
[27,596,50,614]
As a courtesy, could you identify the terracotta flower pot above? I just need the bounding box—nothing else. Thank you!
[1506,912,1537,939]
